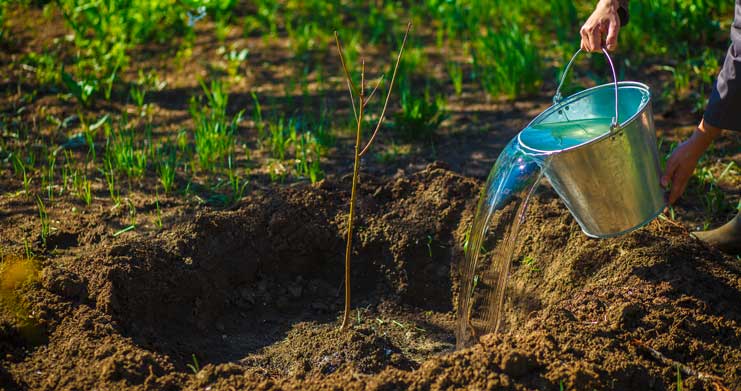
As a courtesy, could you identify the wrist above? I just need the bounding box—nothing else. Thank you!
[697,119,722,139]
[689,129,715,152]
[597,0,619,9]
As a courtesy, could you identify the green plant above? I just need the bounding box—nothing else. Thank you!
[676,364,683,391]
[302,134,323,183]
[190,80,243,171]
[226,155,248,204]
[154,191,163,229]
[521,255,540,273]
[472,23,541,99]
[130,84,146,111]
[112,225,135,237]
[375,142,410,164]
[335,22,410,330]
[267,117,290,160]
[158,147,177,194]
[46,152,55,201]
[12,154,33,195]
[187,353,200,374]
[74,172,92,206]
[224,48,249,79]
[393,86,448,141]
[107,122,148,180]
[36,196,50,248]
[102,156,120,205]
[447,61,463,96]
[62,70,98,107]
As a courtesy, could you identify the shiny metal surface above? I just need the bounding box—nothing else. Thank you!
[519,81,665,238]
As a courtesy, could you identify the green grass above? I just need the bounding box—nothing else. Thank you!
[190,80,243,172]
[2,0,737,243]
[393,85,448,141]
[35,196,49,247]
[472,22,541,99]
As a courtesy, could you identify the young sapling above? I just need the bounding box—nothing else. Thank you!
[335,22,411,330]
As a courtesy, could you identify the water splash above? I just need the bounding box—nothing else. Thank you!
[456,118,612,349]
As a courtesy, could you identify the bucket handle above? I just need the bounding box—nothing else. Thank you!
[553,48,620,132]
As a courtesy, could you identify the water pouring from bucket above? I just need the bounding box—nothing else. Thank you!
[456,49,665,349]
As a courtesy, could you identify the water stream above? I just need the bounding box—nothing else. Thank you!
[455,118,613,349]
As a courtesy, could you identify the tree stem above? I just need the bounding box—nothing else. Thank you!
[340,75,364,331]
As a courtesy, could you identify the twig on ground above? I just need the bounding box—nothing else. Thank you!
[630,339,730,391]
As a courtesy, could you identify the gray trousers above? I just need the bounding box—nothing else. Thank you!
[704,0,741,131]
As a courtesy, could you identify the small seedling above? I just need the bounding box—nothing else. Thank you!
[154,191,163,229]
[187,354,200,374]
[36,196,50,248]
[676,364,683,391]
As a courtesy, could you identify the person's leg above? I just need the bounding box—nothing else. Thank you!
[692,211,741,255]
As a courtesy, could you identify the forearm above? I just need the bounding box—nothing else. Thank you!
[694,119,722,149]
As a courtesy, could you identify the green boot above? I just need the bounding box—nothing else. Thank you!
[691,211,741,255]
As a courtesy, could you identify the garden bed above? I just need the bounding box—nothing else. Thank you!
[1,165,739,391]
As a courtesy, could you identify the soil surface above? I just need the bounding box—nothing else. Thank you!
[1,164,739,391]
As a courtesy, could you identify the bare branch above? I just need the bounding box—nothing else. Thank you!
[334,31,359,124]
[363,74,385,108]
[361,57,365,98]
[358,21,412,157]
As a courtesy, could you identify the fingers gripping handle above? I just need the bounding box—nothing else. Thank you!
[553,48,620,132]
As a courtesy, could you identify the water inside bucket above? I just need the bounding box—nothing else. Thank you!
[518,117,613,152]
[455,117,613,349]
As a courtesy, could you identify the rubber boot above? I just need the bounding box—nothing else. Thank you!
[691,211,741,255]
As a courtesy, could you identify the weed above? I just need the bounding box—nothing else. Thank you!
[107,123,147,180]
[154,191,163,229]
[130,84,146,112]
[45,153,55,201]
[112,225,135,237]
[676,365,683,391]
[227,155,248,203]
[36,196,50,247]
[224,48,249,79]
[74,172,92,206]
[158,147,177,194]
[394,86,448,141]
[447,61,464,96]
[294,132,323,183]
[102,156,120,205]
[190,80,243,171]
[375,142,410,164]
[62,70,97,107]
[187,354,200,374]
[521,255,540,273]
[472,23,541,99]
[251,92,265,141]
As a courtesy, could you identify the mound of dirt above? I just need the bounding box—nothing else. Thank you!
[1,164,739,391]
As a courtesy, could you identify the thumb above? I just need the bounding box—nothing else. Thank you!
[605,19,620,51]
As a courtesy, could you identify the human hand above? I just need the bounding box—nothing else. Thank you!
[580,0,621,52]
[661,120,721,204]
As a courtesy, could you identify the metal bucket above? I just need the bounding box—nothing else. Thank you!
[518,49,665,238]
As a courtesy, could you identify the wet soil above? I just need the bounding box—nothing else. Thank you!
[1,164,739,391]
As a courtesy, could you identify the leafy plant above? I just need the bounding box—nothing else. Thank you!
[62,70,98,107]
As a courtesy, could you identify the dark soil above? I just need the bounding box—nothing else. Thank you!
[1,164,739,391]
